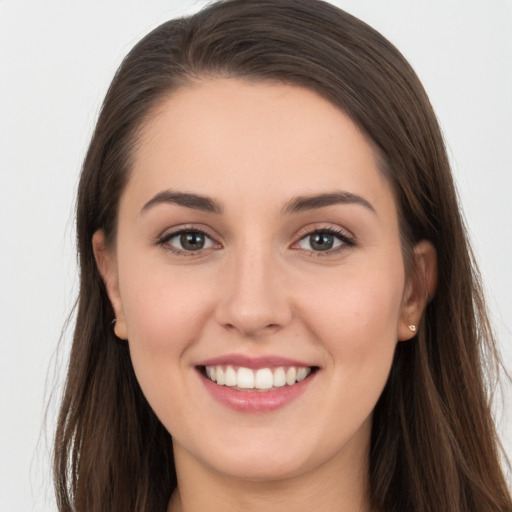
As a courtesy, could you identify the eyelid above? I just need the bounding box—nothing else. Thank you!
[156,224,222,255]
[291,224,355,255]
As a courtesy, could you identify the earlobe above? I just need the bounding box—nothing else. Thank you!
[92,230,128,340]
[398,240,437,341]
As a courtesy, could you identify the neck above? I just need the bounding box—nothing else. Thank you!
[168,432,372,512]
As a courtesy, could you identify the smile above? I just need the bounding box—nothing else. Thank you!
[197,355,318,412]
[204,365,312,390]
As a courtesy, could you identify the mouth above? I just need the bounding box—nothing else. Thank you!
[196,355,319,412]
[199,365,318,391]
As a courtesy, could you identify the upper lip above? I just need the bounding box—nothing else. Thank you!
[197,354,314,369]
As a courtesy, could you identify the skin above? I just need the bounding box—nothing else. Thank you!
[94,79,436,512]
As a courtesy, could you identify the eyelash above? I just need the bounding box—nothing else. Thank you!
[293,226,355,257]
[157,225,355,257]
[157,227,218,257]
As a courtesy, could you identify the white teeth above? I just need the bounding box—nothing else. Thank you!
[237,367,255,389]
[273,367,286,387]
[204,364,313,389]
[296,367,310,382]
[255,368,273,389]
[206,366,215,381]
[224,366,237,386]
[286,367,297,385]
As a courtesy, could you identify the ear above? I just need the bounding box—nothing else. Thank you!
[92,230,128,340]
[397,240,437,341]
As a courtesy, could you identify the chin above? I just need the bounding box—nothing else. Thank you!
[207,450,314,482]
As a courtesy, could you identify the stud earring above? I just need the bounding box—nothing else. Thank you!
[408,324,416,332]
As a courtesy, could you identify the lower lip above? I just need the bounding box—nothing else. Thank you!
[199,371,315,413]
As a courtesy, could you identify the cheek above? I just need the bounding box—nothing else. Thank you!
[119,247,209,330]
[117,265,216,428]
[294,264,404,442]
[117,258,216,379]
[298,258,404,377]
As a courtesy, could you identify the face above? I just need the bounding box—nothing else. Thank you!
[95,79,430,483]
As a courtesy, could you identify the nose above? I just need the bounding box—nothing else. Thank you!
[215,245,293,338]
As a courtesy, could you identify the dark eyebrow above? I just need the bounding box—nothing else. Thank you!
[282,191,376,215]
[140,190,223,214]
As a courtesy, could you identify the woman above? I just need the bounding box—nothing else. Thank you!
[53,1,512,511]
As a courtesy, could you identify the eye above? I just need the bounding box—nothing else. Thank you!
[159,229,218,253]
[295,228,354,253]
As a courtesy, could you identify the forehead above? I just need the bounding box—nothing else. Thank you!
[126,78,395,217]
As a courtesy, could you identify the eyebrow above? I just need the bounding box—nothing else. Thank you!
[141,190,223,214]
[282,191,376,215]
[140,189,375,216]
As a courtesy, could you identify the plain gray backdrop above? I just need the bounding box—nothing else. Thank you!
[1,1,511,510]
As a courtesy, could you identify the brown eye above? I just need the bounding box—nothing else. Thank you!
[180,232,206,251]
[161,230,216,253]
[297,231,343,252]
[308,233,336,251]
[294,228,355,254]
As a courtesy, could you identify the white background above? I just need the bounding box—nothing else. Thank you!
[0,1,511,510]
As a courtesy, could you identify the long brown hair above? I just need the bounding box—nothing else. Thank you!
[54,1,512,510]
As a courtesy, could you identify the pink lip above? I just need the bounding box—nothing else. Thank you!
[197,354,312,370]
[200,375,313,412]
